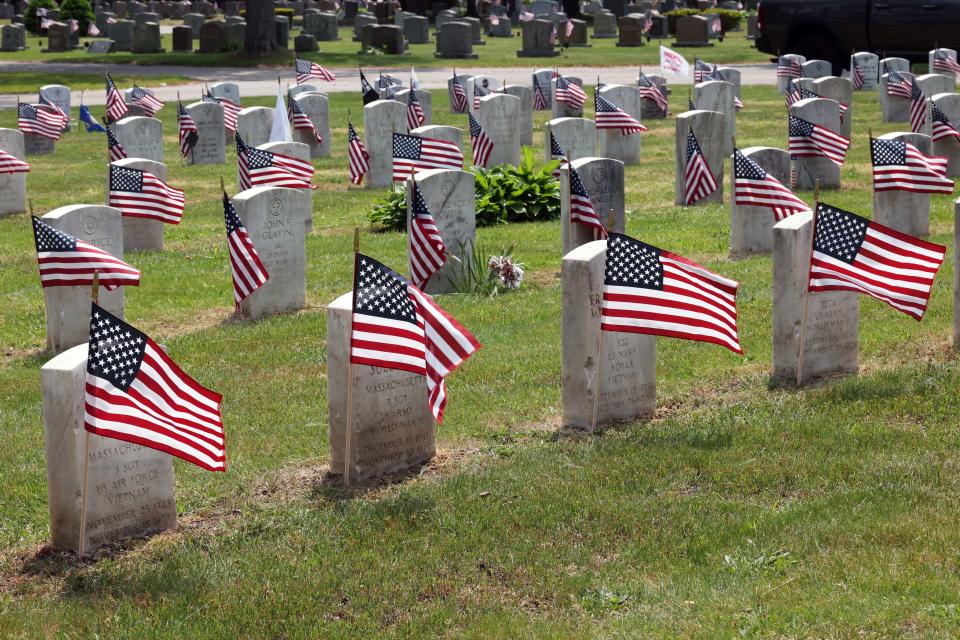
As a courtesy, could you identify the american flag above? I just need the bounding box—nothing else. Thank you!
[350,254,480,422]
[18,103,63,140]
[688,95,696,111]
[601,233,743,354]
[555,75,587,109]
[788,115,850,167]
[236,134,315,190]
[295,57,336,84]
[694,58,714,83]
[347,120,370,185]
[32,216,140,290]
[177,101,199,158]
[223,192,268,308]
[684,129,718,205]
[777,56,802,79]
[87,22,100,36]
[376,74,399,99]
[406,89,426,132]
[931,102,960,142]
[569,165,607,237]
[129,85,164,118]
[468,112,493,168]
[549,130,568,179]
[932,48,960,75]
[786,80,847,120]
[203,93,240,133]
[595,93,646,134]
[109,164,185,224]
[408,182,447,289]
[392,132,464,181]
[84,303,226,471]
[107,127,127,162]
[38,93,68,131]
[885,68,913,99]
[69,18,78,32]
[733,148,810,222]
[472,80,490,110]
[852,57,865,90]
[702,65,744,109]
[451,75,468,113]
[533,75,548,111]
[0,149,30,174]
[808,202,945,321]
[871,137,953,194]
[360,69,380,105]
[288,97,322,144]
[638,72,668,114]
[910,79,927,134]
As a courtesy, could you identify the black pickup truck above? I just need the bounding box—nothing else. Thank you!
[755,0,960,73]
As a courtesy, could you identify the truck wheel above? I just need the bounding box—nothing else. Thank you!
[789,32,842,75]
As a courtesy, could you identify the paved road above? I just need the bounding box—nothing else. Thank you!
[0,61,779,108]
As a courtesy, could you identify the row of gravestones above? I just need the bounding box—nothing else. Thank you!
[848,50,960,91]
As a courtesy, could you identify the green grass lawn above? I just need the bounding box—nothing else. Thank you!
[1,84,960,638]
[0,71,196,95]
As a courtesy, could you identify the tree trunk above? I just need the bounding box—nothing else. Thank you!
[244,0,276,55]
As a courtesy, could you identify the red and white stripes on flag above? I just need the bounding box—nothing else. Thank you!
[932,102,960,142]
[38,94,68,131]
[84,303,226,471]
[204,93,240,133]
[107,128,127,162]
[910,79,927,134]
[236,133,316,190]
[808,202,945,321]
[788,115,850,167]
[549,130,568,179]
[108,163,186,224]
[32,216,140,290]
[594,93,647,134]
[392,132,464,181]
[406,89,426,132]
[0,149,30,174]
[106,74,129,122]
[347,120,370,185]
[223,193,268,307]
[177,101,199,158]
[555,75,587,110]
[932,48,960,75]
[852,57,865,90]
[871,137,954,195]
[18,103,62,140]
[777,56,802,79]
[468,112,493,168]
[129,85,165,118]
[533,75,548,111]
[295,57,336,84]
[637,72,668,114]
[408,182,447,289]
[733,148,810,222]
[684,129,718,205]
[885,69,913,99]
[569,164,607,237]
[451,75,469,113]
[601,233,743,354]
[288,97,323,144]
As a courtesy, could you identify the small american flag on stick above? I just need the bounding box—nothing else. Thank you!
[105,74,128,122]
[203,93,240,133]
[84,303,226,471]
[18,103,62,140]
[684,129,718,205]
[885,68,913,99]
[237,133,316,190]
[533,75,548,111]
[931,102,960,142]
[392,132,464,181]
[408,182,447,289]
[932,48,960,75]
[468,112,493,168]
[733,149,810,222]
[451,75,469,113]
[595,93,646,134]
[555,75,587,110]
[637,72,668,114]
[107,127,127,162]
[472,80,490,110]
[694,58,714,83]
[32,216,140,290]
[808,202,945,320]
[549,130,568,179]
[288,97,323,144]
[871,137,953,195]
[295,58,336,84]
[223,192,268,308]
[569,165,607,237]
[406,89,426,132]
[38,94,68,131]
[910,79,927,134]
[777,56,802,79]
[109,164,185,224]
[129,85,164,118]
[347,120,370,185]
[177,101,199,158]
[788,115,850,167]
[852,57,865,90]
[602,233,743,354]
[0,149,30,174]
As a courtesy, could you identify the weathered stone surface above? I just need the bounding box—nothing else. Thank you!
[290,92,330,158]
[110,18,135,50]
[172,25,193,51]
[932,93,960,177]
[232,185,309,319]
[209,81,241,105]
[772,210,859,383]
[552,75,584,118]
[477,93,521,166]
[929,48,958,87]
[851,52,879,90]
[466,75,501,114]
[183,12,205,35]
[41,205,127,353]
[565,18,588,46]
[198,19,227,53]
[617,13,646,47]
[0,128,26,216]
[516,18,557,57]
[592,10,617,38]
[404,15,429,43]
[880,70,915,123]
[24,130,55,156]
[132,21,163,53]
[694,79,735,155]
[673,15,710,47]
[503,85,533,145]
[113,116,164,163]
[353,13,377,40]
[305,11,339,40]
[44,22,71,51]
[596,84,641,164]
[730,147,794,256]
[872,132,934,236]
[880,56,909,73]
[435,21,475,58]
[42,343,177,553]
[368,24,406,53]
[410,125,463,154]
[561,157,625,254]
[789,98,842,189]
[546,117,596,163]
[801,59,831,79]
[675,109,725,204]
[561,240,655,430]
[364,99,407,188]
[776,54,806,93]
[288,83,316,101]
[812,76,853,140]
[326,292,435,482]
[185,101,225,164]
[1,24,27,51]
[394,88,432,126]
[405,169,475,294]
[237,106,275,148]
[294,33,318,52]
[111,158,168,252]
[40,84,71,132]
[915,73,954,104]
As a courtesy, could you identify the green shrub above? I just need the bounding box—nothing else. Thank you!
[367,147,560,232]
[58,0,95,38]
[665,7,743,35]
[24,0,57,34]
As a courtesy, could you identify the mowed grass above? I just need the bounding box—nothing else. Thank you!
[0,71,195,95]
[1,83,960,637]
[0,23,771,68]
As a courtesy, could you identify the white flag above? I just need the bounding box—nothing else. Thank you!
[659,45,691,81]
[268,85,292,143]
[410,67,420,91]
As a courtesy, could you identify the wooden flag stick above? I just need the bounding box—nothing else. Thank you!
[796,179,820,386]
[77,270,100,558]
[343,228,361,487]
[220,176,226,195]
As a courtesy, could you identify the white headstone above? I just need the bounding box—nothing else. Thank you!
[288,83,316,101]
[113,116,164,163]
[716,67,742,100]
[915,73,954,104]
[395,88,432,126]
[851,52,879,90]
[185,100,226,164]
[674,110,725,205]
[776,54,806,94]
[880,57,910,73]
[730,147,794,257]
[546,117,596,163]
[812,76,853,140]
[789,98,842,189]
[694,80,735,155]
[597,84,642,164]
[466,75,503,114]
[0,128,26,216]
[772,210,859,383]
[24,130,55,155]
[231,186,309,319]
[110,158,168,252]
[503,84,534,146]
[880,70,915,123]
[237,106,275,148]
[41,205,127,354]
[41,343,177,553]
[290,92,331,158]
[552,76,584,117]
[800,59,832,79]
[929,48,959,87]
[208,81,241,105]
[873,131,934,236]
[533,68,554,108]
[363,99,408,188]
[932,93,960,177]
[326,292,435,482]
[561,239,655,430]
[561,157,625,255]
[410,125,463,154]
[477,93,522,167]
[40,84,71,131]
[447,73,472,113]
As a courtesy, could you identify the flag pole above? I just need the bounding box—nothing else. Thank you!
[796,179,820,386]
[589,211,615,432]
[343,227,360,487]
[28,199,33,217]
[77,270,100,558]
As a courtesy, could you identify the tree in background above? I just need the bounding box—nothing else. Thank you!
[59,0,96,36]
[24,0,57,34]
[244,0,276,54]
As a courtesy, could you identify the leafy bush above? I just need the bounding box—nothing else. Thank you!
[665,8,742,35]
[24,0,57,34]
[59,0,95,38]
[367,146,560,232]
